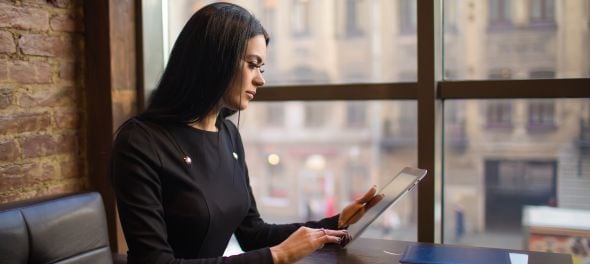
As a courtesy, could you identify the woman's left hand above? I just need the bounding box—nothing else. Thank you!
[338,185,384,229]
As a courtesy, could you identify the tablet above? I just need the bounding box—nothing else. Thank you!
[343,167,427,247]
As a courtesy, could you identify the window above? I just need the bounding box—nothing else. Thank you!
[443,0,458,33]
[344,162,368,200]
[139,0,590,255]
[262,2,277,65]
[346,102,367,127]
[489,68,513,80]
[304,103,327,128]
[445,102,467,151]
[529,70,555,79]
[292,0,311,37]
[486,101,513,128]
[527,100,555,131]
[345,0,364,37]
[399,0,417,35]
[530,0,555,26]
[266,103,284,127]
[489,0,512,29]
[445,99,589,252]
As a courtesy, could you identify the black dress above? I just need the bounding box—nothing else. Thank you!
[111,117,339,263]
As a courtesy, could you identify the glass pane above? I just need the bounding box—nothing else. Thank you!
[237,101,417,241]
[443,99,590,263]
[166,0,417,84]
[443,0,590,80]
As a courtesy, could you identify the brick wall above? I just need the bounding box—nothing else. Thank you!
[0,0,88,203]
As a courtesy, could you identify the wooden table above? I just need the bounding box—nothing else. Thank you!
[299,238,572,263]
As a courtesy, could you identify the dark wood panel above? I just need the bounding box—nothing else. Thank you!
[440,79,590,99]
[255,83,417,101]
[83,0,116,251]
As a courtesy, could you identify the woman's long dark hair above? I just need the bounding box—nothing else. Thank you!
[142,2,269,124]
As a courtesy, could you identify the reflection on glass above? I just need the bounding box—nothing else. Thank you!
[166,0,416,84]
[443,99,590,263]
[238,101,418,241]
[444,0,590,80]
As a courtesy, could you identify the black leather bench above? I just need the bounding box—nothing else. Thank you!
[0,192,124,264]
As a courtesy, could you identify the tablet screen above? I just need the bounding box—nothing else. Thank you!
[344,167,427,247]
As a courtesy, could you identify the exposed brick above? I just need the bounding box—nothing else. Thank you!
[59,61,80,81]
[54,107,78,129]
[19,34,73,58]
[8,60,53,84]
[0,139,19,161]
[20,134,59,158]
[0,60,7,82]
[0,30,16,54]
[56,132,77,154]
[0,163,56,191]
[0,3,50,31]
[50,14,83,32]
[50,0,70,8]
[0,112,52,135]
[22,0,70,8]
[18,86,73,107]
[0,88,13,109]
[47,178,87,196]
[60,159,79,178]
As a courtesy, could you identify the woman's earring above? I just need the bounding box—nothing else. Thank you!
[232,152,238,160]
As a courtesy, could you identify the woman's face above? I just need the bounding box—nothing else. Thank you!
[222,35,267,111]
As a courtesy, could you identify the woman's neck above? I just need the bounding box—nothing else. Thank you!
[190,111,219,132]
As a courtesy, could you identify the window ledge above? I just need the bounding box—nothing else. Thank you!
[527,123,557,133]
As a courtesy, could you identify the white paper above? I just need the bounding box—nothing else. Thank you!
[509,253,528,264]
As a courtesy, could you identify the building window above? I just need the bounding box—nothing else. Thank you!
[489,68,513,80]
[488,0,512,30]
[445,101,468,151]
[345,0,364,37]
[399,0,417,35]
[305,103,327,127]
[529,0,555,26]
[527,100,555,131]
[346,102,367,128]
[262,2,276,64]
[292,0,311,37]
[399,101,417,136]
[266,103,284,127]
[486,100,513,129]
[529,70,555,79]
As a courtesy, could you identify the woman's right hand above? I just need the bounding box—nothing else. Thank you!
[270,227,347,264]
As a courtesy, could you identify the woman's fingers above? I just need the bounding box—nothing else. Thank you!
[356,185,377,203]
[314,229,348,244]
[365,193,384,210]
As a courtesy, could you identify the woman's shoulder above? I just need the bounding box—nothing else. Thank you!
[221,118,241,136]
[113,117,167,147]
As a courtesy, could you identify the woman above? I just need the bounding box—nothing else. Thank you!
[111,2,381,263]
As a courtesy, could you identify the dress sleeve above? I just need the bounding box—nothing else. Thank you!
[111,120,273,264]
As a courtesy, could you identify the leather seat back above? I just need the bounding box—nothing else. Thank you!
[0,192,113,264]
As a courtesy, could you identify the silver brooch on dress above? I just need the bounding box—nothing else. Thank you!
[183,156,192,166]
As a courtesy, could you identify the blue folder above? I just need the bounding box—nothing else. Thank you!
[399,244,511,264]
